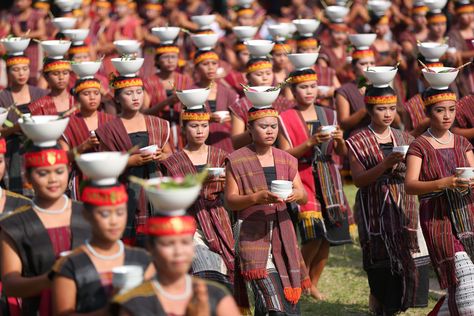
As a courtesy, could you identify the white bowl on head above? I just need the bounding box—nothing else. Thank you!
[0,108,8,127]
[318,85,331,95]
[139,145,158,155]
[245,40,274,57]
[348,33,377,50]
[292,19,320,37]
[151,26,180,44]
[268,24,290,40]
[281,22,297,36]
[232,26,258,41]
[55,0,75,12]
[424,0,447,13]
[71,61,101,79]
[367,1,391,16]
[335,0,348,5]
[191,15,216,29]
[288,53,318,70]
[456,167,474,180]
[325,6,349,23]
[114,40,140,55]
[393,145,409,157]
[207,167,224,177]
[418,42,448,62]
[145,177,202,215]
[112,265,143,294]
[176,88,210,109]
[62,29,89,42]
[76,152,129,185]
[422,67,458,90]
[0,37,30,56]
[19,116,69,147]
[236,0,254,6]
[363,66,397,88]
[111,58,144,76]
[41,40,71,58]
[190,34,219,50]
[52,17,77,31]
[244,86,280,108]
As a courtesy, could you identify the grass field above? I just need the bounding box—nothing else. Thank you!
[299,184,438,315]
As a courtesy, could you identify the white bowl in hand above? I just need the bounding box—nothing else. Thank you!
[207,167,225,177]
[112,265,144,294]
[139,145,158,155]
[320,125,337,134]
[392,145,409,157]
[456,167,474,180]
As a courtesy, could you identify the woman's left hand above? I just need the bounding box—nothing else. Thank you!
[186,279,210,316]
[153,148,166,161]
[331,126,344,142]
[285,189,304,204]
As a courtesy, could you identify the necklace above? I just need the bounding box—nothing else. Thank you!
[32,194,69,214]
[368,125,391,140]
[427,128,452,145]
[153,275,192,301]
[85,239,124,261]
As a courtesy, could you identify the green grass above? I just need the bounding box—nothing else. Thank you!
[300,184,438,315]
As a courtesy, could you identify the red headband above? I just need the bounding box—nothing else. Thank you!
[24,149,68,168]
[81,184,128,206]
[140,216,197,236]
[0,139,6,154]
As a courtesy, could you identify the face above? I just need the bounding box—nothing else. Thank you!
[85,203,127,242]
[46,70,70,90]
[237,50,250,66]
[78,88,101,112]
[150,235,194,276]
[0,154,5,182]
[157,53,178,72]
[117,86,144,111]
[96,6,110,18]
[197,59,218,81]
[354,57,376,77]
[247,68,273,86]
[292,80,318,106]
[115,4,128,17]
[248,116,279,146]
[374,23,389,37]
[298,46,318,53]
[28,164,68,200]
[428,100,456,131]
[369,102,397,127]
[271,51,288,69]
[413,14,427,27]
[459,13,474,26]
[184,120,209,145]
[331,30,347,46]
[237,14,254,26]
[15,0,31,11]
[429,22,447,38]
[72,52,91,63]
[145,8,160,20]
[8,64,30,86]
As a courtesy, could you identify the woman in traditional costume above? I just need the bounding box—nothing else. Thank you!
[225,106,310,315]
[0,144,91,315]
[52,181,154,314]
[278,68,352,301]
[347,86,428,315]
[162,106,234,289]
[405,87,474,315]
[452,93,474,146]
[96,75,172,246]
[112,215,240,316]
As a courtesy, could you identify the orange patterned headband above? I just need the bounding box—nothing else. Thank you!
[96,1,112,8]
[34,1,50,9]
[74,79,101,94]
[81,184,128,206]
[194,51,219,65]
[377,16,389,25]
[290,73,318,84]
[140,216,197,236]
[424,92,457,107]
[69,46,89,55]
[272,43,291,53]
[156,46,179,55]
[248,108,279,122]
[235,43,247,52]
[247,60,272,73]
[181,111,211,121]
[144,3,162,11]
[428,14,447,24]
[352,49,375,60]
[456,5,474,14]
[43,60,71,73]
[329,23,348,32]
[112,77,143,90]
[364,95,397,105]
[426,62,443,68]
[6,56,30,67]
[25,149,68,168]
[297,38,318,48]
[237,8,254,16]
[412,5,428,15]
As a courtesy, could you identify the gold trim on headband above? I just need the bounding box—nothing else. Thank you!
[428,14,447,24]
[290,73,318,84]
[181,111,210,121]
[237,8,254,16]
[352,49,375,60]
[248,108,279,122]
[364,95,397,105]
[156,46,179,55]
[424,92,457,107]
[297,38,318,48]
[112,78,143,90]
[194,51,219,65]
[247,61,272,73]
[6,56,30,67]
[75,80,101,94]
[43,60,71,73]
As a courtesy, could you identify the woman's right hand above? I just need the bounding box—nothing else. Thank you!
[129,153,154,167]
[382,152,404,169]
[308,130,332,146]
[253,190,283,205]
[80,135,100,152]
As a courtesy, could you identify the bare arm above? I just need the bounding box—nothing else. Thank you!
[230,115,251,150]
[451,126,474,141]
[335,93,367,131]
[216,296,241,316]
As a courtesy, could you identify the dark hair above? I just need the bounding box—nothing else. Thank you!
[369,14,385,27]
[422,87,455,114]
[364,85,396,112]
[288,68,316,88]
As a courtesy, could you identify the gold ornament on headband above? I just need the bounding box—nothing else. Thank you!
[43,60,71,73]
[181,111,211,121]
[364,95,397,105]
[290,73,318,84]
[194,51,219,65]
[248,108,279,122]
[423,92,457,107]
[247,60,272,73]
[156,46,179,55]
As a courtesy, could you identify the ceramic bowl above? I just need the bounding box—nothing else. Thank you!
[325,6,349,23]
[425,0,448,13]
[114,40,140,55]
[268,24,290,40]
[112,265,144,293]
[367,1,391,16]
[456,167,474,179]
[0,37,30,56]
[176,88,210,109]
[288,53,318,70]
[244,86,280,108]
[317,85,331,95]
[292,19,320,36]
[320,125,337,134]
[52,17,77,31]
[271,180,293,190]
[41,40,72,58]
[191,15,215,29]
[76,152,129,185]
[232,26,258,41]
[213,110,230,122]
[139,145,158,155]
[62,29,89,42]
[71,61,101,78]
[190,34,219,50]
[0,108,8,127]
[55,0,75,12]
[363,66,398,88]
[244,40,274,57]
[111,57,144,76]
[207,167,225,177]
[236,0,254,6]
[392,145,409,156]
[18,115,69,147]
[151,27,180,44]
[348,33,377,50]
[421,67,458,90]
[417,42,448,62]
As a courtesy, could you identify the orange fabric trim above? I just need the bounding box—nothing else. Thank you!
[156,46,179,55]
[74,80,101,94]
[352,49,375,60]
[428,14,447,24]
[68,46,89,55]
[247,60,272,73]
[34,2,50,9]
[112,77,143,89]
[456,5,474,14]
[412,5,428,15]
[377,16,389,25]
[364,95,397,105]
[290,73,318,84]
[0,139,6,154]
[272,43,291,53]
[237,8,254,16]
[43,60,71,73]
[144,3,162,11]
[248,108,279,122]
[6,56,30,67]
[296,38,318,48]
[181,111,210,121]
[234,43,247,51]
[25,149,68,168]
[283,287,302,305]
[95,1,112,8]
[81,184,128,206]
[424,92,457,107]
[194,51,219,65]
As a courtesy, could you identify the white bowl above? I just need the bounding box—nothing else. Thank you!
[422,67,458,90]
[62,29,89,43]
[424,0,447,13]
[335,0,348,5]
[190,34,218,50]
[71,61,101,78]
[41,40,72,58]
[348,34,377,50]
[292,19,320,36]
[418,42,448,62]
[363,66,398,88]
[268,24,290,40]
[145,177,202,214]
[19,115,69,147]
[55,0,75,12]
[393,145,409,156]
[232,26,258,41]
[76,152,129,185]
[213,110,230,122]
[111,57,144,76]
[271,189,292,200]
[456,167,474,179]
[191,15,215,29]
[245,40,274,57]
[325,6,349,23]
[114,40,140,55]
[151,27,180,44]
[112,265,143,293]
[176,88,211,109]
[139,145,158,155]
[207,167,224,177]
[288,53,318,70]
[0,37,30,56]
[271,180,293,189]
[236,0,254,6]
[52,17,77,31]
[367,1,391,16]
[320,125,337,134]
[318,85,331,95]
[0,108,8,127]
[244,86,280,108]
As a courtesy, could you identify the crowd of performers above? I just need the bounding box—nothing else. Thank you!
[0,0,472,315]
